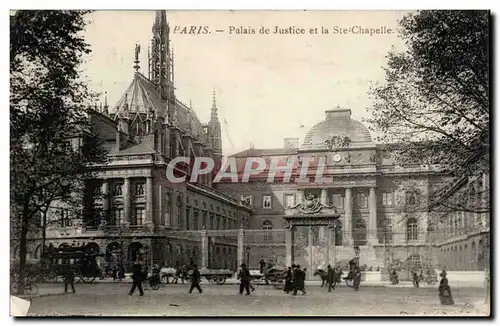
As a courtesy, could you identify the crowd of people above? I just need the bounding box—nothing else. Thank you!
[50,255,454,306]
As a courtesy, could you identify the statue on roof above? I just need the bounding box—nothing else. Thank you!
[135,44,141,62]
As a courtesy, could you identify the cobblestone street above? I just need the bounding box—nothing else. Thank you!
[25,283,489,316]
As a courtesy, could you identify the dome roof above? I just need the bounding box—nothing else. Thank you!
[301,107,372,149]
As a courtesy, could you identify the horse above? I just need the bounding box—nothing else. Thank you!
[313,269,328,287]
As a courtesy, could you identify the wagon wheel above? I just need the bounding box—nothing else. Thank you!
[80,275,96,283]
[216,277,226,285]
[209,276,218,284]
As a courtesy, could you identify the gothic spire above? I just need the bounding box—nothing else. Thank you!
[150,10,171,101]
[103,91,109,116]
[211,89,218,119]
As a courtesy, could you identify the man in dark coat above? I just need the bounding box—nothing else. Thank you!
[327,265,335,292]
[189,264,203,294]
[64,267,76,293]
[128,261,145,296]
[293,265,306,295]
[238,263,251,295]
[284,266,293,293]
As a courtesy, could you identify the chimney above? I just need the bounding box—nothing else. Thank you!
[284,138,299,149]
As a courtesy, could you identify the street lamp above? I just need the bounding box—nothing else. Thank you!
[246,245,251,267]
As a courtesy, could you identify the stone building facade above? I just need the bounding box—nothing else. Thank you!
[216,107,448,273]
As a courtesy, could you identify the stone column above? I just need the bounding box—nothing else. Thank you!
[368,187,378,245]
[146,177,154,227]
[285,226,295,267]
[319,189,328,241]
[343,188,353,246]
[329,226,336,265]
[325,225,331,267]
[102,179,109,218]
[308,226,314,280]
[201,229,209,268]
[237,228,244,268]
[123,178,131,224]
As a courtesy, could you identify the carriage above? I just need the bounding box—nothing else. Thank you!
[263,266,287,289]
[42,250,104,283]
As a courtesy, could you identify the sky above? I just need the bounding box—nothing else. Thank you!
[81,10,409,156]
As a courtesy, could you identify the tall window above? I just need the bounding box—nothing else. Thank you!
[332,194,344,210]
[131,207,145,226]
[134,182,145,196]
[110,207,123,226]
[112,183,123,196]
[263,220,273,241]
[262,195,272,209]
[382,192,394,207]
[408,254,421,267]
[357,193,368,208]
[284,194,295,208]
[406,218,418,241]
[60,209,72,227]
[177,201,182,229]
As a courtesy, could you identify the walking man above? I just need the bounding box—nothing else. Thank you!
[284,266,293,293]
[238,263,251,295]
[293,265,306,295]
[188,264,203,294]
[327,265,335,292]
[128,260,145,296]
[64,267,76,294]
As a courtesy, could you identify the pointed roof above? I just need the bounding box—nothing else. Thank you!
[112,72,165,118]
[111,72,205,138]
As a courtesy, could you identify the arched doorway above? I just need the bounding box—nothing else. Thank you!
[128,242,143,263]
[106,242,123,266]
[85,242,100,254]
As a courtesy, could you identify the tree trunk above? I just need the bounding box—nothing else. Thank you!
[16,210,29,295]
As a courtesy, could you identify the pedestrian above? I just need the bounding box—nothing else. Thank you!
[284,266,293,293]
[438,270,454,305]
[128,260,145,296]
[238,263,251,295]
[292,265,306,295]
[327,265,335,292]
[189,264,203,294]
[64,267,76,294]
[112,266,117,281]
[118,263,125,281]
[353,267,362,291]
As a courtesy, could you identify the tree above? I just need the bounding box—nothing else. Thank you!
[10,10,107,294]
[365,10,490,214]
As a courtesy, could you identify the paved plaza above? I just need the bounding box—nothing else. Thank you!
[24,283,489,317]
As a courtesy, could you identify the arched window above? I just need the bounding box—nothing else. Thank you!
[406,218,418,241]
[263,220,273,241]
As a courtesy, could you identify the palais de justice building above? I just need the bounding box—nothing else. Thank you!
[18,11,488,277]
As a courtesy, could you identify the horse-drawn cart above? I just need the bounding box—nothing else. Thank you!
[160,267,233,285]
[264,266,287,289]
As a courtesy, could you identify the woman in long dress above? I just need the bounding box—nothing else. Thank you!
[438,270,454,305]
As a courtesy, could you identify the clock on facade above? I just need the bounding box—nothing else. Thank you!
[332,153,342,162]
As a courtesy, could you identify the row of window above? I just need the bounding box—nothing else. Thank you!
[93,182,146,197]
[240,191,407,209]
